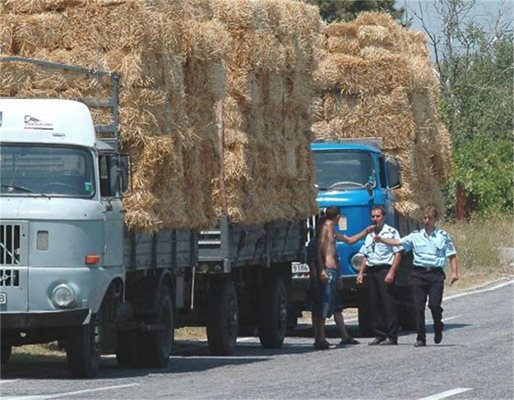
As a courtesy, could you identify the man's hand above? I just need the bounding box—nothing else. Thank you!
[356,273,364,284]
[384,271,395,285]
[450,272,459,285]
[319,269,329,284]
[373,235,383,243]
[366,225,374,234]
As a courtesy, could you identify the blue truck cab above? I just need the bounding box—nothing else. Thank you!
[290,139,415,335]
[312,140,400,281]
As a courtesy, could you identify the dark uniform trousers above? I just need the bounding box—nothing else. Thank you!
[412,267,445,342]
[368,265,398,340]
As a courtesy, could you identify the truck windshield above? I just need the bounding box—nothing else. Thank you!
[0,145,95,198]
[313,150,375,191]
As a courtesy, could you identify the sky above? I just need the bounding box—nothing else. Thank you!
[400,0,513,59]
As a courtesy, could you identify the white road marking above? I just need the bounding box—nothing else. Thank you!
[445,279,514,301]
[418,387,472,400]
[0,380,18,385]
[441,315,461,322]
[2,383,139,400]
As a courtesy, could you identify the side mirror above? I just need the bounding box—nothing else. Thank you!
[386,157,402,189]
[119,154,129,194]
[108,154,130,197]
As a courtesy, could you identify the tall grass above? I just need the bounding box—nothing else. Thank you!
[441,214,514,284]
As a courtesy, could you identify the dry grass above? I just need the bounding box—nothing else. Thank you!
[442,214,514,294]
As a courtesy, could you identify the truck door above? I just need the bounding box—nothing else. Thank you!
[99,154,124,267]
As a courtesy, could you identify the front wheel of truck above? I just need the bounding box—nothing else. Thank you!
[1,344,12,364]
[207,278,239,356]
[258,275,288,348]
[65,314,101,378]
[139,289,175,368]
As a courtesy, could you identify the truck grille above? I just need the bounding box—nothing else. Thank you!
[0,269,19,287]
[0,223,21,265]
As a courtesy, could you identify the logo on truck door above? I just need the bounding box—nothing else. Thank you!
[24,115,53,131]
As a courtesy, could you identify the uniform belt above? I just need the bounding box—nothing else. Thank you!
[414,266,441,271]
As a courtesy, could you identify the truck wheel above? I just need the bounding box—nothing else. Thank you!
[1,344,12,364]
[65,314,101,378]
[115,331,140,367]
[139,290,174,368]
[358,287,374,337]
[258,275,288,348]
[207,278,239,356]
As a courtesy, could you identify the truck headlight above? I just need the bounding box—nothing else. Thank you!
[350,253,366,272]
[51,283,76,308]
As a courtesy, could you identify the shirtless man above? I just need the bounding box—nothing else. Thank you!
[313,206,372,349]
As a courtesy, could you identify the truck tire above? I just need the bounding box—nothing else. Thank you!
[1,344,12,364]
[207,278,239,356]
[65,314,101,378]
[258,275,288,348]
[139,290,174,368]
[115,331,140,367]
[358,287,374,337]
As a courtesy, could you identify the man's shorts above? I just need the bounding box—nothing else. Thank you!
[313,268,338,319]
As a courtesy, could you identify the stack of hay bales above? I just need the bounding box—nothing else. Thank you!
[0,0,320,231]
[313,12,451,217]
[210,0,320,224]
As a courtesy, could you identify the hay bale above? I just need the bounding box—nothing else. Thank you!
[1,0,321,230]
[314,12,451,217]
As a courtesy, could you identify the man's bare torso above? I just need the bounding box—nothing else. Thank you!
[319,220,338,269]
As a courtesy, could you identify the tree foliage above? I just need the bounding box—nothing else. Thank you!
[406,0,513,216]
[306,0,404,22]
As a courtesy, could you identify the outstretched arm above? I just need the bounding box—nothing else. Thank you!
[336,226,374,245]
[374,236,401,246]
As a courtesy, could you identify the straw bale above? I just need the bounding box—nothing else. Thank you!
[2,0,321,230]
[314,12,452,218]
[316,53,410,95]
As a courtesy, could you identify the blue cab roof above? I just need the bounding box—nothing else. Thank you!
[310,141,380,153]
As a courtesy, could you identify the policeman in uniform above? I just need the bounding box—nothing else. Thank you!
[375,205,459,347]
[357,206,402,345]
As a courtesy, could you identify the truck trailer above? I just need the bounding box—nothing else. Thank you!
[0,57,306,377]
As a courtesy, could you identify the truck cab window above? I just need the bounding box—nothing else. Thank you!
[0,145,95,198]
[99,155,111,196]
[312,150,374,191]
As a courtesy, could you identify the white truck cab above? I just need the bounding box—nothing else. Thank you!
[0,98,127,377]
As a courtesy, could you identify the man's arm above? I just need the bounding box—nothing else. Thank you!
[356,256,367,284]
[336,226,374,244]
[374,236,401,246]
[449,254,459,285]
[317,225,330,283]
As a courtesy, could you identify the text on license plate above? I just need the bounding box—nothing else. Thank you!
[0,292,6,305]
[291,262,310,274]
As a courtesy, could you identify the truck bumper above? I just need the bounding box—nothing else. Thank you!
[1,308,89,329]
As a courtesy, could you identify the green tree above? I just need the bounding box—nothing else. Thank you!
[306,0,404,22]
[406,0,513,215]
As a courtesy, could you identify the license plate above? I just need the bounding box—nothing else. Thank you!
[0,292,6,305]
[291,262,310,274]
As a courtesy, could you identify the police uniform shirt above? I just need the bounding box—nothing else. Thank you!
[359,224,402,267]
[401,228,457,268]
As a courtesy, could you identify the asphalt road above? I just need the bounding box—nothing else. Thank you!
[1,279,513,400]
